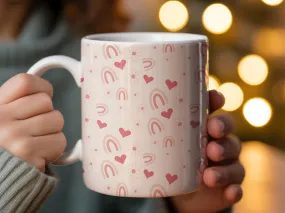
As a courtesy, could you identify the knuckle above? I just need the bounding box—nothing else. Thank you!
[53,110,64,130]
[38,93,53,109]
[16,74,33,92]
[9,138,32,158]
[56,132,67,154]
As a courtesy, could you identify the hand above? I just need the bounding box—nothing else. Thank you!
[0,74,66,172]
[172,90,245,213]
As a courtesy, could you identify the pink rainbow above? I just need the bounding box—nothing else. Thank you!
[142,58,155,71]
[116,88,128,100]
[116,183,128,197]
[103,44,120,59]
[150,184,167,198]
[101,67,118,84]
[150,89,168,110]
[103,135,121,154]
[163,44,175,53]
[142,153,155,165]
[148,118,164,136]
[96,104,109,116]
[101,161,118,179]
[163,136,175,148]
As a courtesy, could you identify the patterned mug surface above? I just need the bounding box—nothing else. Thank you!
[28,33,209,198]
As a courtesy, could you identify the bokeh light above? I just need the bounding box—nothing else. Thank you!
[261,0,284,6]
[238,55,269,86]
[208,75,220,90]
[159,1,189,32]
[243,98,272,127]
[202,3,233,34]
[218,83,244,111]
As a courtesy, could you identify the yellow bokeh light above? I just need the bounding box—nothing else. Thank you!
[218,83,244,111]
[159,1,189,32]
[208,75,220,90]
[243,98,272,127]
[261,0,283,6]
[202,3,233,34]
[238,55,268,86]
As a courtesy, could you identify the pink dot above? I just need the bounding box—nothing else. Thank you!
[179,98,183,103]
[107,187,110,190]
[86,95,90,99]
[95,149,97,151]
[166,153,169,155]
[131,74,136,79]
[188,57,191,59]
[134,190,137,193]
[136,123,140,126]
[80,77,84,83]
[120,106,123,109]
[132,169,136,174]
[132,52,137,56]
[181,139,183,142]
[90,162,92,165]
[141,106,144,110]
[154,141,157,144]
[154,46,157,49]
[88,136,90,139]
[85,118,89,122]
[107,91,110,95]
[134,93,137,96]
[166,58,169,61]
[94,56,97,59]
[183,165,186,168]
[181,46,184,48]
[188,150,191,152]
[132,146,137,151]
[183,73,186,76]
[178,121,183,127]
[90,70,93,73]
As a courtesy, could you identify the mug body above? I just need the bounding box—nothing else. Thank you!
[80,33,209,198]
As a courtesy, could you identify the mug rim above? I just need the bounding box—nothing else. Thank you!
[82,32,208,44]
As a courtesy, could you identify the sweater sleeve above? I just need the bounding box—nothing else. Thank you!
[0,148,57,213]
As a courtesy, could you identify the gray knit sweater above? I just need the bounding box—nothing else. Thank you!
[0,4,231,213]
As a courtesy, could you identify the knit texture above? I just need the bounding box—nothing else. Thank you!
[0,148,56,213]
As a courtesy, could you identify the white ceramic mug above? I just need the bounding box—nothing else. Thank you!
[27,32,209,198]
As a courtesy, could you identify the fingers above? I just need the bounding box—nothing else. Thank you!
[32,132,67,163]
[207,113,235,139]
[207,135,241,162]
[224,184,243,204]
[209,90,225,113]
[8,93,53,120]
[0,73,53,105]
[19,110,64,136]
[203,161,245,188]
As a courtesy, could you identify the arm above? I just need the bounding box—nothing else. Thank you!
[0,148,56,213]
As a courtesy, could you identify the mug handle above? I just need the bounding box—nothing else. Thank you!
[27,55,82,165]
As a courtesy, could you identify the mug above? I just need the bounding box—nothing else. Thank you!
[27,32,209,198]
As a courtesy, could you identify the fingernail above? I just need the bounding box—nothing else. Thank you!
[218,120,225,135]
[217,144,225,157]
[214,170,222,184]
[234,185,243,201]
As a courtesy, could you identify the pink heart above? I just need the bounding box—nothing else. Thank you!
[165,79,178,90]
[161,108,173,119]
[97,120,107,129]
[190,121,200,128]
[119,128,131,138]
[166,173,178,185]
[114,60,126,70]
[115,154,126,164]
[143,75,154,84]
[144,169,154,179]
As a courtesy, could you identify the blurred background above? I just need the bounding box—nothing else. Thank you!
[123,0,285,212]
[124,0,285,151]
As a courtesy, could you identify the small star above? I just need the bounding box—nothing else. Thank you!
[85,118,89,122]
[86,95,90,99]
[179,98,183,103]
[178,121,183,127]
